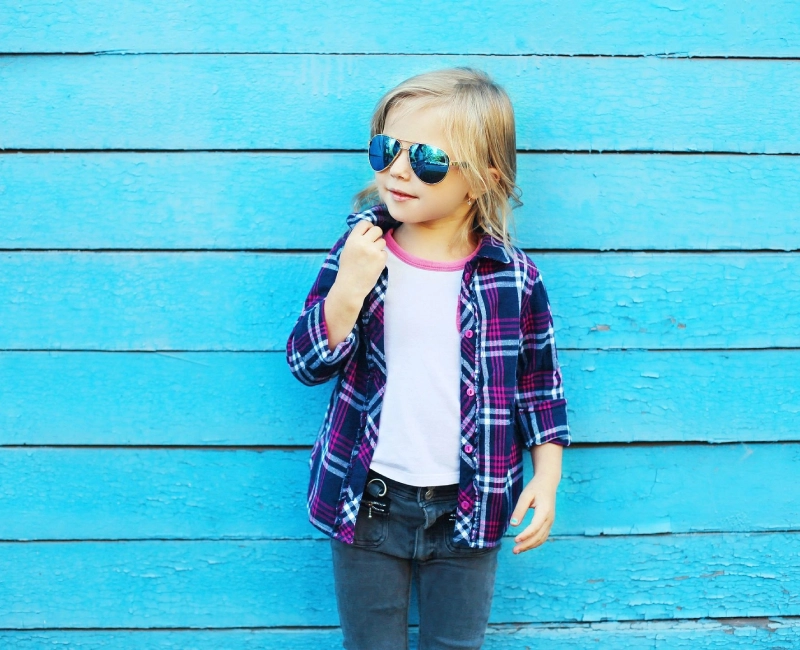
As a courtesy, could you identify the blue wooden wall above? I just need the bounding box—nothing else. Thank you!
[2,2,799,647]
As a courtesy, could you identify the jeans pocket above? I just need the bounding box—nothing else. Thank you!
[352,496,390,547]
[441,509,498,556]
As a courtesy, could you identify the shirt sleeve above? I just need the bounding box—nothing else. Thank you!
[514,260,572,447]
[285,229,361,386]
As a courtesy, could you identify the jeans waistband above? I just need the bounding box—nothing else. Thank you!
[366,468,459,500]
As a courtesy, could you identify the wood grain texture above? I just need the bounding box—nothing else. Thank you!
[1,535,798,627]
[0,252,797,350]
[2,350,798,445]
[2,1,799,56]
[2,56,799,152]
[2,2,798,643]
[0,445,798,541]
[2,153,798,251]
[2,620,799,650]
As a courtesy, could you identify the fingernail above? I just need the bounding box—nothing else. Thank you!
[510,518,518,525]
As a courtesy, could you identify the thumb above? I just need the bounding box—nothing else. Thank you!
[510,492,535,527]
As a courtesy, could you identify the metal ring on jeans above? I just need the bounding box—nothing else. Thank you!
[366,478,387,497]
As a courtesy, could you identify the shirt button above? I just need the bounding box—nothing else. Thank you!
[466,388,475,396]
[460,499,470,510]
[464,272,471,282]
[465,330,473,339]
[464,444,474,454]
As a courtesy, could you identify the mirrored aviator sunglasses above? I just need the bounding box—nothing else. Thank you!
[367,134,467,185]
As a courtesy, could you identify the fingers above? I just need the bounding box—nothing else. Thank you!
[514,516,543,543]
[509,490,535,527]
[512,513,551,554]
[513,527,549,554]
[352,219,372,234]
[348,221,386,256]
[354,220,385,242]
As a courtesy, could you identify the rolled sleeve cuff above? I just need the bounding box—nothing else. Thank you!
[515,398,571,448]
[313,300,358,366]
[287,299,358,385]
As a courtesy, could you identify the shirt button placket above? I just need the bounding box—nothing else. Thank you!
[460,276,478,525]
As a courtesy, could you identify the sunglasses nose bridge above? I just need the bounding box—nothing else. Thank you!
[386,142,414,176]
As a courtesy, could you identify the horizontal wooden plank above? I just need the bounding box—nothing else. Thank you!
[2,1,799,56]
[1,534,798,627]
[1,56,799,153]
[0,252,797,350]
[2,350,798,445]
[2,153,799,251]
[2,619,799,650]
[1,445,798,541]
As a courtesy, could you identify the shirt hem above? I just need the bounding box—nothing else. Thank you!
[369,461,461,487]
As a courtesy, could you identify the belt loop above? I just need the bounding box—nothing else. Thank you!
[366,477,387,497]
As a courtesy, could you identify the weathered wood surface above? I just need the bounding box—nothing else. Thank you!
[2,534,799,628]
[0,445,798,541]
[1,620,799,650]
[2,56,799,153]
[2,153,798,251]
[3,3,798,645]
[3,350,798,445]
[1,252,797,350]
[2,1,799,57]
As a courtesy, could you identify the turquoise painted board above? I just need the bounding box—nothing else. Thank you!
[1,445,798,541]
[0,253,798,349]
[1,153,799,251]
[2,1,799,646]
[2,536,799,626]
[2,56,800,153]
[1,622,799,650]
[3,1,799,56]
[3,350,799,445]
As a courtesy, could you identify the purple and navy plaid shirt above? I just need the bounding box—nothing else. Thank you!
[286,203,571,549]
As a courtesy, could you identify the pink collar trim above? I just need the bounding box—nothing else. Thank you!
[385,227,478,271]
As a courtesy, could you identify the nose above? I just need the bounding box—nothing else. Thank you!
[388,146,412,179]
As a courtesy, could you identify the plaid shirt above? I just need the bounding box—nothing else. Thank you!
[286,203,571,548]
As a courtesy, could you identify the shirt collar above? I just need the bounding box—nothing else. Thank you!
[346,203,511,265]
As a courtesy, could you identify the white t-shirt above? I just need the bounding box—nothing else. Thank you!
[369,227,478,486]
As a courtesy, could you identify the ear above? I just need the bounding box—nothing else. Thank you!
[475,167,501,198]
[471,168,502,202]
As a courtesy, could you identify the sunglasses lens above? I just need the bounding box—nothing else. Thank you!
[368,135,399,172]
[410,144,450,184]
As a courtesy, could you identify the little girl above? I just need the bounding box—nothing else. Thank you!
[286,67,571,650]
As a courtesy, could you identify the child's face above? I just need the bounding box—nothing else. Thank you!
[375,101,473,229]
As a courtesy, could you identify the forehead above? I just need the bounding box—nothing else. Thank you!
[383,100,452,151]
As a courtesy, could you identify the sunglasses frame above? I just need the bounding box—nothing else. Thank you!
[368,133,468,185]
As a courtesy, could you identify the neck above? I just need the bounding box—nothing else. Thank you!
[392,220,478,263]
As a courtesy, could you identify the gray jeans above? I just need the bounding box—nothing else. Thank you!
[330,468,501,650]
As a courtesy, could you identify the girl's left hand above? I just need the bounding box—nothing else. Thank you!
[508,477,557,554]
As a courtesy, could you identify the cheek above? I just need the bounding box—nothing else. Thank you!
[439,172,469,195]
[436,181,468,204]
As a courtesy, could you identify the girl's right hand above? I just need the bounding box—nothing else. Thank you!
[335,219,388,301]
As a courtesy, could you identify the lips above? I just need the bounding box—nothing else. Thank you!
[389,189,416,199]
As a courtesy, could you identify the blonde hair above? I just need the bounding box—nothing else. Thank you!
[352,66,522,259]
